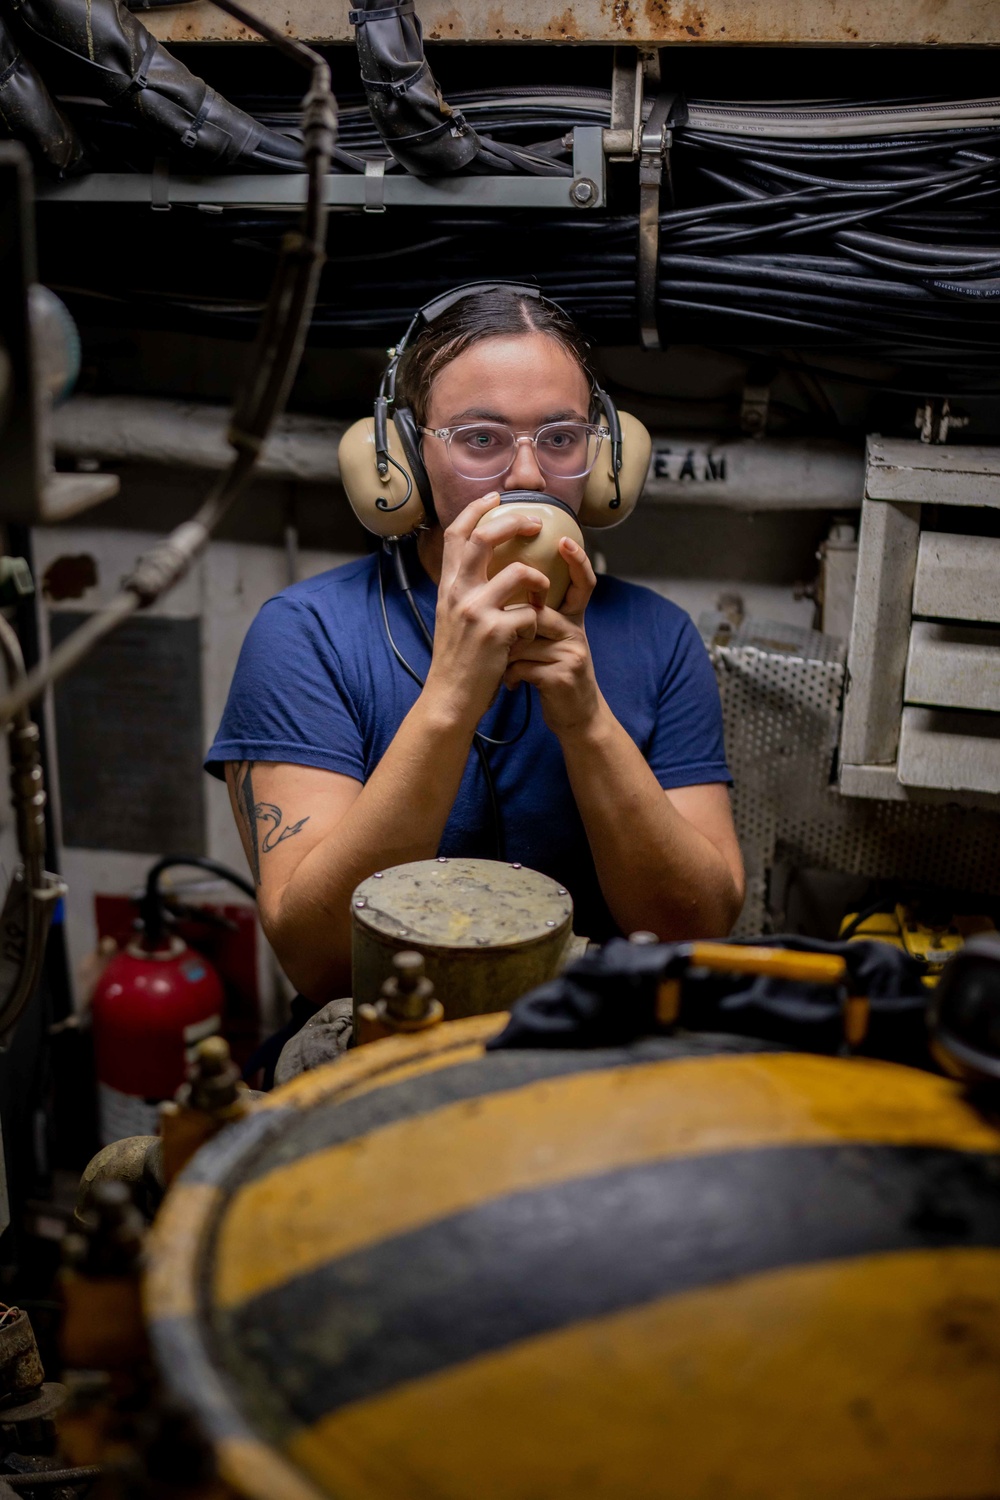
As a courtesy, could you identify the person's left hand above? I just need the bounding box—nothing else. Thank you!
[502,536,603,736]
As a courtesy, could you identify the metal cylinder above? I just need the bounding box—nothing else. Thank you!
[351,858,574,1021]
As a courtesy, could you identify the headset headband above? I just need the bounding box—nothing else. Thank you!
[380,281,571,404]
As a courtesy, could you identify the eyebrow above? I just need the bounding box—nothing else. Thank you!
[443,407,590,425]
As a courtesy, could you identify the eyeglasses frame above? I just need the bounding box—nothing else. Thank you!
[418,420,609,482]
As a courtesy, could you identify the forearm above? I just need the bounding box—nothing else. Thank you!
[560,699,741,940]
[267,695,474,999]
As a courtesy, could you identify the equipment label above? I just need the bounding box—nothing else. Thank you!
[652,445,727,483]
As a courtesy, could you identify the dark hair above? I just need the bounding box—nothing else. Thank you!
[397,288,594,424]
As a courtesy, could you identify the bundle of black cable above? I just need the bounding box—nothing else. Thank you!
[0,5,83,175]
[1,0,302,170]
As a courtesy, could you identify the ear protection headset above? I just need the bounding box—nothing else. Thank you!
[338,281,652,538]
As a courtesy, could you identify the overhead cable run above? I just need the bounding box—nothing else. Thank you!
[36,92,1000,388]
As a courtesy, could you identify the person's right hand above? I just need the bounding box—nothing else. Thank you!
[423,493,551,732]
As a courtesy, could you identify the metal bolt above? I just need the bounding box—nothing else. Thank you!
[193,1036,229,1076]
[545,920,556,928]
[374,871,384,879]
[355,897,367,908]
[557,888,567,896]
[394,951,424,987]
[437,856,448,863]
[510,863,522,870]
[571,177,596,205]
[187,1036,242,1114]
[629,930,659,945]
[382,951,437,1024]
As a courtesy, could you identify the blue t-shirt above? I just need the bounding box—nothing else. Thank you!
[206,546,730,941]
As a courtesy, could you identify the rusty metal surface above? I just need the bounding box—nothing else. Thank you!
[148,0,1000,48]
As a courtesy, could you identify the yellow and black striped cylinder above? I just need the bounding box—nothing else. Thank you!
[144,1016,1000,1500]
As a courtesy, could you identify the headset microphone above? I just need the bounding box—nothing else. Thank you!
[473,492,585,612]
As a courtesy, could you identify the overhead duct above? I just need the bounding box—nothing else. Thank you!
[4,0,302,170]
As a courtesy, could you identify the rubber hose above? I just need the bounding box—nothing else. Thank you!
[0,0,83,175]
[141,853,256,947]
[5,0,302,170]
[349,0,480,175]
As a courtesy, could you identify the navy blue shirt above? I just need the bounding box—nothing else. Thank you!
[206,547,730,940]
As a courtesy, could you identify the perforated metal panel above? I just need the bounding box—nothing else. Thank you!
[713,627,1000,936]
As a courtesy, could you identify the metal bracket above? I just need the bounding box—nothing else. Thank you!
[569,125,605,209]
[150,157,171,212]
[603,46,643,160]
[637,76,678,352]
[364,157,387,213]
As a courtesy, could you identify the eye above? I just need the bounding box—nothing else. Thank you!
[540,426,583,450]
[461,427,503,450]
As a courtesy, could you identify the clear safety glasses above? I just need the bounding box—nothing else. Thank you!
[419,421,607,482]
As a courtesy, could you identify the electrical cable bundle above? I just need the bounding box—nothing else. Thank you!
[250,85,611,175]
[654,107,1000,364]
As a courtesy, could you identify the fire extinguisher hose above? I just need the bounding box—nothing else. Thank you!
[140,854,256,949]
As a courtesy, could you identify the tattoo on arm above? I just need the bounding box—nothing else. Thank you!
[232,761,310,887]
[233,761,261,884]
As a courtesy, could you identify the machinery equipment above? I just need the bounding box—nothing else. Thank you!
[98,929,1000,1500]
[46,927,1000,1498]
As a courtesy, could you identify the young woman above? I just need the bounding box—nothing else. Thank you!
[207,287,744,1002]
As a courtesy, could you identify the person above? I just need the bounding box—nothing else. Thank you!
[206,287,745,1004]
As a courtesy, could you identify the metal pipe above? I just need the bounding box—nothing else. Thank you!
[54,397,864,508]
[53,396,346,484]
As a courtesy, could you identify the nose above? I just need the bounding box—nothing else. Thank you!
[503,436,546,492]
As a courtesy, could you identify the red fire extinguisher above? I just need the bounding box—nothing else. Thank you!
[91,856,255,1144]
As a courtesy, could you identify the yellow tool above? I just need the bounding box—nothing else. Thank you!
[840,904,996,986]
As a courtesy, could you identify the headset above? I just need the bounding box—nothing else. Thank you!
[338,280,652,538]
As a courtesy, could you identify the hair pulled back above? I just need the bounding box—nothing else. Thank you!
[397,288,594,425]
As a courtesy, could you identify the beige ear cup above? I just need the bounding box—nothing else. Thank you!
[474,500,586,611]
[578,410,652,529]
[337,417,427,538]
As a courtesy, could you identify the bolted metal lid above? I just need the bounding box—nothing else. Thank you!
[352,858,573,953]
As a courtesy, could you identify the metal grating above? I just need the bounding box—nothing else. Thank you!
[713,637,1000,935]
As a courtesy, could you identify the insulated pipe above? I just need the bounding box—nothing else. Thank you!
[53,397,346,483]
[0,3,83,176]
[53,396,864,509]
[349,0,479,176]
[5,0,302,170]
